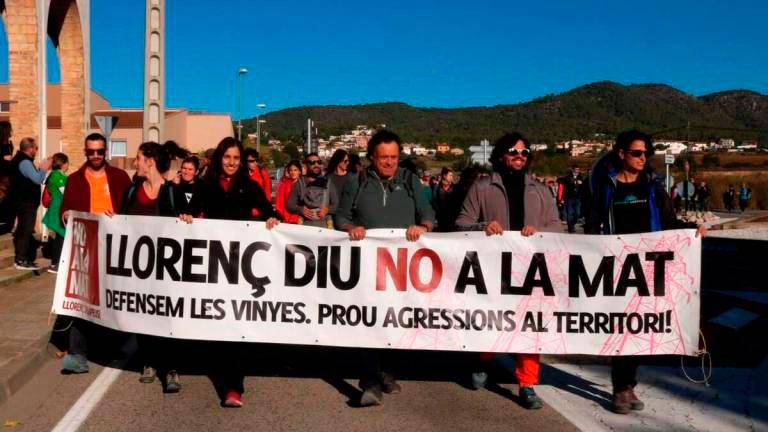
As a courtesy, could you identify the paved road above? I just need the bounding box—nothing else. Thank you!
[0,349,578,432]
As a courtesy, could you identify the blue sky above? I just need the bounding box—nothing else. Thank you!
[1,0,767,118]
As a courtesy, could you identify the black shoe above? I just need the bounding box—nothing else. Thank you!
[164,371,181,393]
[381,373,401,394]
[360,385,383,407]
[519,386,543,410]
[626,387,644,411]
[611,390,631,414]
[14,261,40,271]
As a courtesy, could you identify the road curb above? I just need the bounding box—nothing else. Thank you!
[0,331,54,408]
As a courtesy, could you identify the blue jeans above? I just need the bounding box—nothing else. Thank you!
[565,198,581,233]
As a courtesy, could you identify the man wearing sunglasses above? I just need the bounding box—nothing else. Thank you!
[58,132,131,374]
[455,131,561,410]
[287,152,335,228]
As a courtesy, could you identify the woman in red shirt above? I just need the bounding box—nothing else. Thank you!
[275,160,302,224]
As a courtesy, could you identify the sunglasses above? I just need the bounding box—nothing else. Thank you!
[506,148,530,157]
[307,160,322,165]
[626,150,649,158]
[85,148,106,156]
[341,159,349,163]
[247,159,258,163]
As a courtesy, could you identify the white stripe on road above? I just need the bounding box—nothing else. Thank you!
[51,367,123,432]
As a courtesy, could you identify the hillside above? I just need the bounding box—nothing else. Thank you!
[242,81,767,147]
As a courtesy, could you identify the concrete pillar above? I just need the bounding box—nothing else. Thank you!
[58,0,86,166]
[4,0,41,144]
[143,0,164,143]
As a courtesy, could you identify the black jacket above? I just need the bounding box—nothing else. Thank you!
[8,152,41,207]
[186,169,278,221]
[120,179,187,217]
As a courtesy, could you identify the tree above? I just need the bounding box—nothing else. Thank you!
[283,143,300,160]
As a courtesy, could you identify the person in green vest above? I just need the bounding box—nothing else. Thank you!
[42,153,69,273]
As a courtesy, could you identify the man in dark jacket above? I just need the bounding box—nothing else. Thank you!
[334,130,435,407]
[560,165,586,233]
[57,133,131,374]
[586,129,705,414]
[8,137,51,270]
[455,131,561,410]
[431,167,456,232]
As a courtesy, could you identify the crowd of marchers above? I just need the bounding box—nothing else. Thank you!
[0,121,705,414]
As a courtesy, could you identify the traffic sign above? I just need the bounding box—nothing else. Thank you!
[469,146,490,152]
[665,154,675,164]
[470,139,491,166]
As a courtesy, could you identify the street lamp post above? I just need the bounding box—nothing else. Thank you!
[236,67,248,141]
[255,103,266,152]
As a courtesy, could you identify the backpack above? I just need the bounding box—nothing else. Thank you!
[42,184,52,208]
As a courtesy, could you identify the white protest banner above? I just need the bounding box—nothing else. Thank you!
[53,212,702,356]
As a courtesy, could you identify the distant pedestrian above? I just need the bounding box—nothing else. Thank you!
[432,167,456,232]
[327,149,354,219]
[245,148,272,202]
[41,153,69,273]
[695,181,709,212]
[335,129,435,407]
[174,155,199,205]
[348,153,363,174]
[275,160,302,224]
[739,182,751,212]
[561,165,585,233]
[0,121,13,234]
[197,148,215,180]
[8,137,52,270]
[723,185,736,212]
[287,152,334,228]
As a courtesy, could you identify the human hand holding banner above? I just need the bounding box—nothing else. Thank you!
[52,212,701,356]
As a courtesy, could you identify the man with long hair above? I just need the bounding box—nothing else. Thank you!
[455,131,561,410]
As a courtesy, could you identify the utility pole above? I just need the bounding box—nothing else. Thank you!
[306,118,313,155]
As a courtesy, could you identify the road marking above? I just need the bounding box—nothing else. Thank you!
[51,367,122,432]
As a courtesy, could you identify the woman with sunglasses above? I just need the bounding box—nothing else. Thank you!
[586,129,705,414]
[180,137,279,408]
[456,131,561,410]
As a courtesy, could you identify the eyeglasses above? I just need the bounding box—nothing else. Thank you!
[85,148,106,156]
[626,150,648,158]
[307,160,321,165]
[247,159,258,163]
[506,148,530,157]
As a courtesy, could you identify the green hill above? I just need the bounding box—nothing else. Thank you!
[241,81,767,147]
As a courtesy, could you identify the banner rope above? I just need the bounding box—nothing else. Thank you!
[680,329,712,386]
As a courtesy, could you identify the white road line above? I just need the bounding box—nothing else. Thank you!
[51,367,123,432]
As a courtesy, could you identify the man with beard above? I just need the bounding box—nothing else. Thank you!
[455,131,561,410]
[287,152,334,228]
[58,133,131,374]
